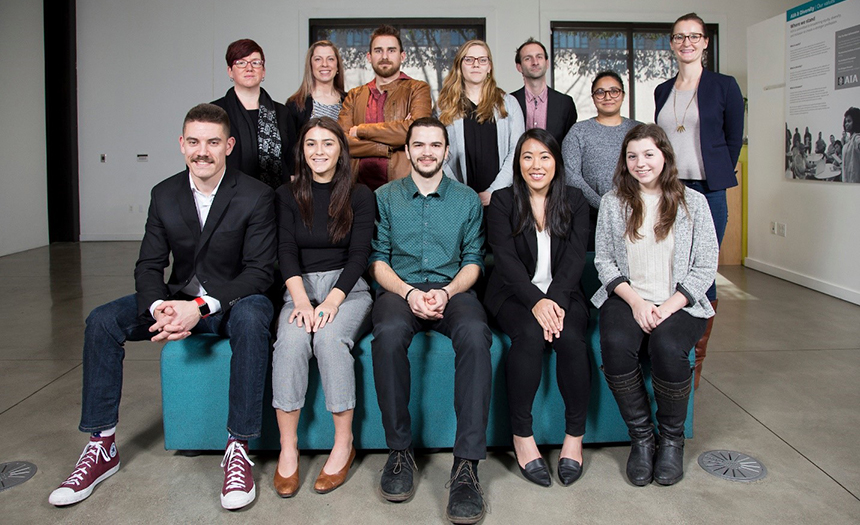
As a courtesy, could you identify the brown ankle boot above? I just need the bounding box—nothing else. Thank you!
[694,299,718,389]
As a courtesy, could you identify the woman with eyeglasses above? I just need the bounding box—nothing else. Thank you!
[437,40,524,206]
[654,13,744,389]
[213,39,295,190]
[286,41,346,134]
[562,71,641,249]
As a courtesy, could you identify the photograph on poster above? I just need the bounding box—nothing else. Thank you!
[785,0,859,183]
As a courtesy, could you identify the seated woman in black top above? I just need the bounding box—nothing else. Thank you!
[212,38,295,188]
[271,117,375,497]
[484,128,590,487]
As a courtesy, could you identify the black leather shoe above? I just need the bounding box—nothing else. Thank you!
[446,459,484,524]
[379,448,416,502]
[518,457,551,487]
[557,457,583,486]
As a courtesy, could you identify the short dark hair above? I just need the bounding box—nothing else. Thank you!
[591,71,625,93]
[183,103,231,136]
[370,25,403,53]
[225,38,265,67]
[406,117,449,149]
[845,107,860,133]
[515,37,547,65]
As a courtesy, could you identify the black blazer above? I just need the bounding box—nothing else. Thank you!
[654,69,745,191]
[484,185,589,316]
[133,167,277,317]
[511,86,578,146]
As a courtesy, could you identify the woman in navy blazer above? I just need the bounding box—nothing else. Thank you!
[654,12,744,389]
[485,128,590,487]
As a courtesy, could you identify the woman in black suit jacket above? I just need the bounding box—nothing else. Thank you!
[485,128,590,487]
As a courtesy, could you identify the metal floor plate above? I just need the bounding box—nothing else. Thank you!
[698,450,767,482]
[0,461,38,492]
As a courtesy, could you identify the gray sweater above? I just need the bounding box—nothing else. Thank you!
[562,117,640,208]
[591,187,718,319]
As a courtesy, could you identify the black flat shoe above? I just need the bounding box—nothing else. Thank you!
[557,457,583,486]
[518,457,551,487]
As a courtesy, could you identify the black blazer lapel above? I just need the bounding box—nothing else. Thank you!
[524,226,538,276]
[177,172,201,244]
[196,169,238,259]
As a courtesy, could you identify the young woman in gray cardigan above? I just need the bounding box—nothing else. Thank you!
[592,124,717,487]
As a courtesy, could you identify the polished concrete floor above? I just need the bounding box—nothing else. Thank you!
[1,242,858,524]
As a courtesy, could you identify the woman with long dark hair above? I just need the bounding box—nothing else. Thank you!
[437,40,524,206]
[593,124,718,486]
[654,13,744,388]
[842,107,860,183]
[485,128,590,487]
[212,39,295,189]
[285,41,346,131]
[271,117,375,497]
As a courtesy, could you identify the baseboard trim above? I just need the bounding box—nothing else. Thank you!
[80,233,143,241]
[743,257,860,305]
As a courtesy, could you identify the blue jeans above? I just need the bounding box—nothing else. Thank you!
[79,293,273,439]
[683,181,726,302]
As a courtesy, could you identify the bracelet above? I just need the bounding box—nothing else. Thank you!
[405,288,419,302]
[441,288,450,301]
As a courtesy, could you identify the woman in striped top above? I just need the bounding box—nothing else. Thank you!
[286,41,347,149]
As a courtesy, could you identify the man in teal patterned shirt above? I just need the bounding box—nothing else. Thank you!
[369,117,491,524]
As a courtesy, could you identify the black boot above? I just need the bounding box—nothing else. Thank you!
[603,367,655,486]
[652,374,692,486]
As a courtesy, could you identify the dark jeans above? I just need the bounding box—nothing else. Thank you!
[683,180,727,302]
[495,297,591,437]
[599,295,706,382]
[371,285,492,460]
[79,293,273,439]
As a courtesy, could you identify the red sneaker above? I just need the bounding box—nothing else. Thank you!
[220,438,256,510]
[49,435,120,506]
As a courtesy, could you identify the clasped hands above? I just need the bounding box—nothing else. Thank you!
[289,298,339,334]
[407,288,449,320]
[631,299,674,334]
[532,298,565,342]
[149,300,201,342]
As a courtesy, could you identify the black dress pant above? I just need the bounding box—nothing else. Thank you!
[495,297,591,437]
[371,284,492,460]
[599,295,706,382]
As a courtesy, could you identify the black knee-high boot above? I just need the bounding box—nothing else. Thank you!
[651,374,693,486]
[603,367,655,486]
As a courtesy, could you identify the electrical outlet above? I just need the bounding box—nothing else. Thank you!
[770,221,777,234]
[777,223,786,237]
[100,154,107,163]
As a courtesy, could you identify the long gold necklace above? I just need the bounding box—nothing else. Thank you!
[672,79,699,133]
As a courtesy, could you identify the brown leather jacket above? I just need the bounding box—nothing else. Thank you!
[339,76,432,183]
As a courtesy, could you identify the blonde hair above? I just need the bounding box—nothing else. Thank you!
[437,40,507,126]
[286,41,345,109]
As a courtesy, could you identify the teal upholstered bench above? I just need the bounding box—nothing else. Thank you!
[161,254,693,451]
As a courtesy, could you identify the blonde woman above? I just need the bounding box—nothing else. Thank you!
[286,41,346,133]
[437,40,524,205]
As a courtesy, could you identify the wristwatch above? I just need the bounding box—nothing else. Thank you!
[194,297,211,318]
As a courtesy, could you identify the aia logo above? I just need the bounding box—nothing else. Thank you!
[837,74,858,86]
[110,443,117,458]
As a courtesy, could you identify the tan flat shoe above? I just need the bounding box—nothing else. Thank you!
[313,447,356,494]
[273,458,299,498]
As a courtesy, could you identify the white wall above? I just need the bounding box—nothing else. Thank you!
[75,0,796,241]
[746,14,860,305]
[0,0,48,256]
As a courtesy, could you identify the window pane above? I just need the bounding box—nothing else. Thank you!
[553,30,630,121]
[633,32,676,123]
[312,22,482,99]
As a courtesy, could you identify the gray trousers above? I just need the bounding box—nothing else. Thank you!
[272,269,372,413]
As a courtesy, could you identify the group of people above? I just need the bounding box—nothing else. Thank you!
[787,108,860,183]
[49,12,741,525]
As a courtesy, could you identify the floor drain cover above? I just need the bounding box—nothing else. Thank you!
[0,462,38,492]
[698,450,766,482]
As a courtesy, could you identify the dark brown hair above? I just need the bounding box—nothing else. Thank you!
[225,39,265,67]
[514,37,547,65]
[369,25,403,53]
[183,103,230,136]
[511,128,571,237]
[612,124,686,242]
[672,13,708,38]
[292,117,355,243]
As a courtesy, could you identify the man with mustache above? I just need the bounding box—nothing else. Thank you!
[368,118,492,524]
[339,25,432,191]
[511,38,577,145]
[49,104,276,511]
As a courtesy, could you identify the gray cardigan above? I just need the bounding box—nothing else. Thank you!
[442,94,525,193]
[591,187,718,319]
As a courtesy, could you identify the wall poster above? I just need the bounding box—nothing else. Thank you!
[785,0,859,183]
